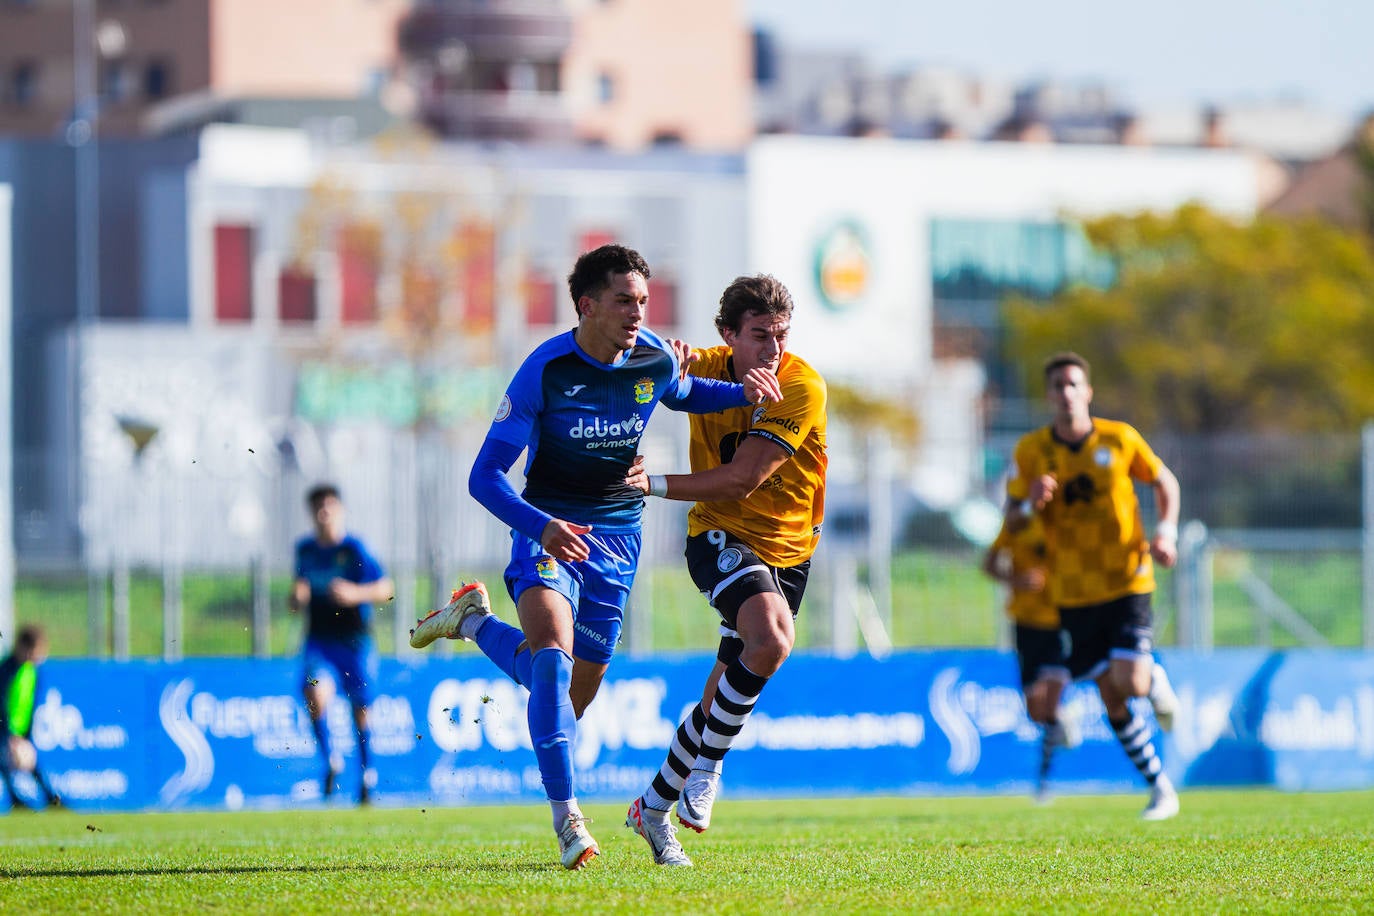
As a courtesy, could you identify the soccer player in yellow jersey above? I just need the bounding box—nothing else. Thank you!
[981,511,1079,801]
[624,274,827,866]
[1007,351,1182,820]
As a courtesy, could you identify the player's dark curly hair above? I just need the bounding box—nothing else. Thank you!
[306,483,341,510]
[715,274,793,335]
[567,244,651,317]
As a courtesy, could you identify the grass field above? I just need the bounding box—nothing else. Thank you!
[2,791,1371,914]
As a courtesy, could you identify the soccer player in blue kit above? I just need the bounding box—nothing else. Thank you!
[289,483,394,804]
[409,244,782,869]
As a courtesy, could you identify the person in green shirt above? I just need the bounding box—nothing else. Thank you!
[1,624,60,810]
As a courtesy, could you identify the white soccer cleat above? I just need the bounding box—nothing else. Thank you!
[1142,773,1180,821]
[677,768,720,833]
[626,797,693,866]
[1149,662,1179,733]
[557,813,600,870]
[409,582,491,649]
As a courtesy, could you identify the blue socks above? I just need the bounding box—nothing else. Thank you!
[310,712,332,763]
[473,616,533,687]
[356,720,372,771]
[527,647,576,802]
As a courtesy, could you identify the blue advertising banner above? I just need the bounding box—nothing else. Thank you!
[9,648,1374,811]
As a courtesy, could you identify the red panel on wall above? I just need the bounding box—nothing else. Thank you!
[457,220,495,330]
[578,229,616,254]
[278,267,317,323]
[339,224,380,324]
[647,276,677,328]
[525,269,558,327]
[214,224,253,323]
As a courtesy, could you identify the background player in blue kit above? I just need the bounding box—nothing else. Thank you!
[289,483,394,804]
[409,244,781,869]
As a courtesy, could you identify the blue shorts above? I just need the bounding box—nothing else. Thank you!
[302,635,379,707]
[504,529,641,665]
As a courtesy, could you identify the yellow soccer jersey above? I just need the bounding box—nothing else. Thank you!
[686,347,827,567]
[1007,418,1163,608]
[988,516,1058,630]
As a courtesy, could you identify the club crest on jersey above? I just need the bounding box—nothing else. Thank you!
[717,548,743,573]
[633,377,654,404]
[535,557,559,581]
[1094,447,1112,467]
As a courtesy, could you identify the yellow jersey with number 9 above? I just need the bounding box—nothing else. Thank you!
[685,347,827,568]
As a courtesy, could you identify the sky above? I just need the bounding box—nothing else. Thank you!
[745,0,1374,118]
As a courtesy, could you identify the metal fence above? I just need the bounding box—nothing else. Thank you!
[12,423,1374,658]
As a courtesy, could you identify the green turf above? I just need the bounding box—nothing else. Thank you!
[1,791,1371,914]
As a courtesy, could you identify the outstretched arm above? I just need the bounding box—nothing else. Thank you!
[665,372,781,414]
[629,435,790,502]
[327,577,396,607]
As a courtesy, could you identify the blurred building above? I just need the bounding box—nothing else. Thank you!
[1,0,754,151]
[396,0,575,143]
[560,0,752,150]
[0,0,409,138]
[750,33,1356,167]
[1265,115,1374,232]
[395,0,753,150]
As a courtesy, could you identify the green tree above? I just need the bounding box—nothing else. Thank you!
[1004,203,1374,433]
[1354,114,1374,239]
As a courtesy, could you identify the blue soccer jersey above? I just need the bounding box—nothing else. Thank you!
[293,534,386,643]
[472,328,748,538]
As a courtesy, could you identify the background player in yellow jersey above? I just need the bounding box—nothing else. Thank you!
[1007,351,1181,820]
[623,274,827,866]
[981,511,1080,802]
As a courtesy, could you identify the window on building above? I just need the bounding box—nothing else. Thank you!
[100,60,130,102]
[470,59,508,93]
[9,60,38,107]
[752,28,778,86]
[214,224,254,323]
[143,59,171,99]
[534,61,560,93]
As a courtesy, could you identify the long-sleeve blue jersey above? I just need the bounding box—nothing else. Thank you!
[470,328,749,539]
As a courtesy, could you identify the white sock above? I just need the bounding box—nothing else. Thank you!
[551,798,580,830]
